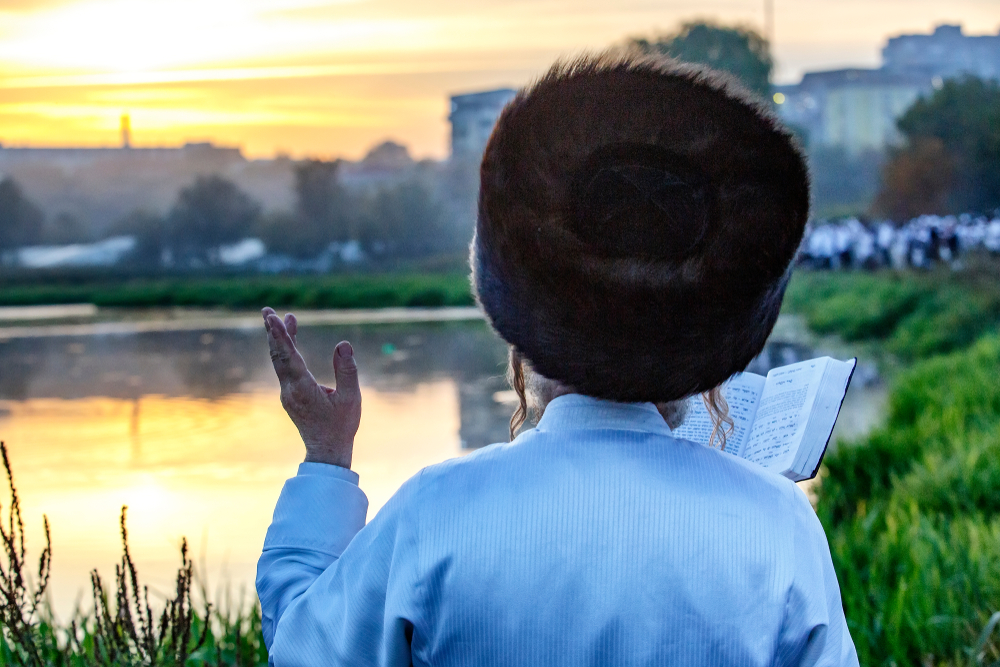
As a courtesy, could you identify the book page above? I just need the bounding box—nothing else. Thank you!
[741,359,829,469]
[792,358,857,480]
[671,373,766,457]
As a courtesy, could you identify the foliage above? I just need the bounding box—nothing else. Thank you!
[168,176,262,265]
[808,147,884,218]
[0,443,52,666]
[0,178,44,252]
[630,21,772,98]
[785,268,1000,664]
[0,441,267,667]
[817,338,1000,665]
[359,180,458,258]
[873,76,1000,217]
[110,211,170,269]
[784,262,1000,361]
[43,214,91,246]
[0,272,475,310]
[255,159,355,259]
[872,138,956,221]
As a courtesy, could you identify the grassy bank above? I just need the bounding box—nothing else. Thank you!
[783,259,1000,665]
[783,257,1000,363]
[0,273,475,310]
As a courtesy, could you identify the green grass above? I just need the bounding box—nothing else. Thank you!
[0,273,475,310]
[784,259,1000,361]
[785,262,1000,666]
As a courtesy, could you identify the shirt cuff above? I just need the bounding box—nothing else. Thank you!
[297,461,361,484]
[263,463,369,556]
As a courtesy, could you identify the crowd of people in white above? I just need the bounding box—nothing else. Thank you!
[799,214,1000,269]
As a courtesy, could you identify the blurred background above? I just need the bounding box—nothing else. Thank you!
[1,1,999,665]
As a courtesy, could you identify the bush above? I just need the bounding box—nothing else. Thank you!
[787,269,1000,663]
[817,337,1000,665]
[783,263,1000,360]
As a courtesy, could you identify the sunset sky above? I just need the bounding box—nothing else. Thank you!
[0,0,997,160]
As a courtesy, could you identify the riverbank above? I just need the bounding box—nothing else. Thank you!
[3,264,999,665]
[0,272,475,310]
[0,306,485,340]
[782,260,1000,665]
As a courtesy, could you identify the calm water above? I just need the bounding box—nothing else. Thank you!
[0,314,882,616]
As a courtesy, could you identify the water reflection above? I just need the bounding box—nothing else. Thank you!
[0,317,872,617]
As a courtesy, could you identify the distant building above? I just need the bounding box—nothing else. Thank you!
[0,141,243,170]
[776,69,930,155]
[883,24,1000,82]
[775,24,998,154]
[0,141,274,233]
[448,89,516,160]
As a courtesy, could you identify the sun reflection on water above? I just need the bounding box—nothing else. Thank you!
[0,381,463,618]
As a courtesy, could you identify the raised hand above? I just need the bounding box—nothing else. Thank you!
[262,307,362,469]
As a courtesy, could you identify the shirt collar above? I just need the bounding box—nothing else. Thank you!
[534,393,672,436]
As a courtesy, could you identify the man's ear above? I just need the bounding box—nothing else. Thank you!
[656,399,689,430]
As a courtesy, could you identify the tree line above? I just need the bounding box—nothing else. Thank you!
[0,159,470,268]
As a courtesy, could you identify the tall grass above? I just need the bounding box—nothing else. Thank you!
[0,442,267,667]
[784,258,1000,361]
[786,263,1000,666]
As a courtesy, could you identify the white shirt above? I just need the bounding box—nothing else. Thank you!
[257,394,858,666]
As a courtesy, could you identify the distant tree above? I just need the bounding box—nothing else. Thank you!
[874,76,1000,217]
[630,21,773,98]
[168,175,261,264]
[873,138,956,221]
[254,211,308,258]
[0,177,44,251]
[45,212,90,245]
[295,160,353,241]
[110,210,169,268]
[809,147,885,217]
[359,180,455,258]
[253,160,357,259]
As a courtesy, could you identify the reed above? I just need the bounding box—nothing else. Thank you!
[0,442,266,667]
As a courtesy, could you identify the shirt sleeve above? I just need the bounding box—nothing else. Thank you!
[774,486,860,667]
[256,463,422,667]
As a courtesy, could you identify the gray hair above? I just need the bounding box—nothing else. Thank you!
[507,350,692,438]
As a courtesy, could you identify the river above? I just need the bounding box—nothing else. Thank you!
[0,308,883,617]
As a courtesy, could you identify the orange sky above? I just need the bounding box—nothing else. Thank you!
[0,0,997,160]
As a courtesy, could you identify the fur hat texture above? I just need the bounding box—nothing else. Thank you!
[471,53,810,403]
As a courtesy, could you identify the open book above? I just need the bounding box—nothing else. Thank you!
[671,356,857,482]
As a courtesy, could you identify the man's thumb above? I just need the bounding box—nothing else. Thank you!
[333,341,361,400]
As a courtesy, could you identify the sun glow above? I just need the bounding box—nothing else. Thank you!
[1,381,463,617]
[0,0,442,76]
[2,0,999,159]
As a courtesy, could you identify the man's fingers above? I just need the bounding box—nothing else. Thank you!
[267,314,308,383]
[284,313,298,343]
[333,341,361,402]
[262,307,276,333]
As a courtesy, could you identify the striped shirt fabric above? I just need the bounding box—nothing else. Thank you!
[257,393,859,666]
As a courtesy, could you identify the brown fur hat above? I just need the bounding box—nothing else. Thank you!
[471,53,810,403]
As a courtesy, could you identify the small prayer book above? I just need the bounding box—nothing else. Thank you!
[672,356,858,481]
